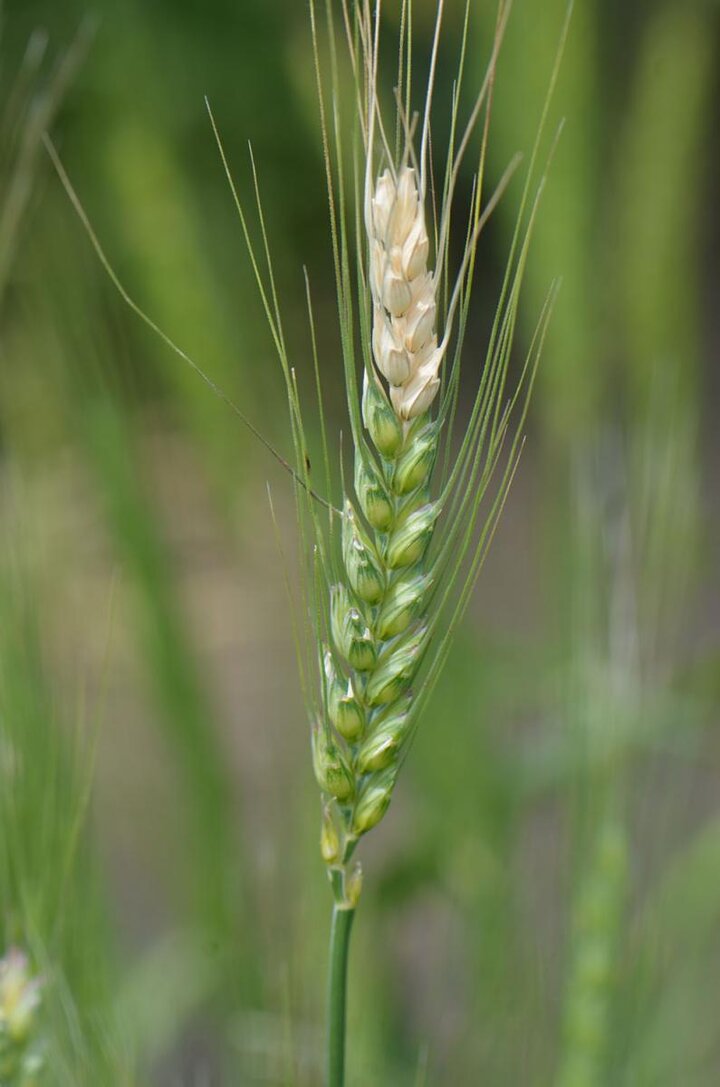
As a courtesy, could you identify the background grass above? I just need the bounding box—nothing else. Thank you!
[0,0,718,1083]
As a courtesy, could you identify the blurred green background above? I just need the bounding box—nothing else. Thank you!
[1,0,719,1083]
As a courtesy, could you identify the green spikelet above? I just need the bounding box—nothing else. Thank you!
[376,572,432,640]
[385,503,440,569]
[352,768,397,835]
[355,454,394,532]
[362,374,403,458]
[341,501,385,605]
[366,625,428,706]
[393,421,439,495]
[312,727,355,802]
[356,710,410,773]
[324,651,366,742]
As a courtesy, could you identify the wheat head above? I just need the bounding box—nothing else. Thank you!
[0,948,44,1084]
[305,0,564,910]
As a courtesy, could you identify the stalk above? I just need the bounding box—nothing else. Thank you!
[556,788,627,1087]
[326,903,356,1087]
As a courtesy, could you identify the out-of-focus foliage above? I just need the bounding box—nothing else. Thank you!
[0,0,718,1083]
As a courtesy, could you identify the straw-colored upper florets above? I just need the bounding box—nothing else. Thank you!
[370,166,443,421]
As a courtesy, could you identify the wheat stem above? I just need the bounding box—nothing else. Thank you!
[326,903,356,1087]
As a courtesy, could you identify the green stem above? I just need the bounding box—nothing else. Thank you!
[327,902,355,1087]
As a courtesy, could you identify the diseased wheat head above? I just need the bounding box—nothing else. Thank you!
[304,0,562,910]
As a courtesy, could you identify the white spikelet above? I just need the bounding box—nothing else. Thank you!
[369,166,443,421]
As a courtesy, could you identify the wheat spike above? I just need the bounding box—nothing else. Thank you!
[302,0,567,914]
[313,2,492,899]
